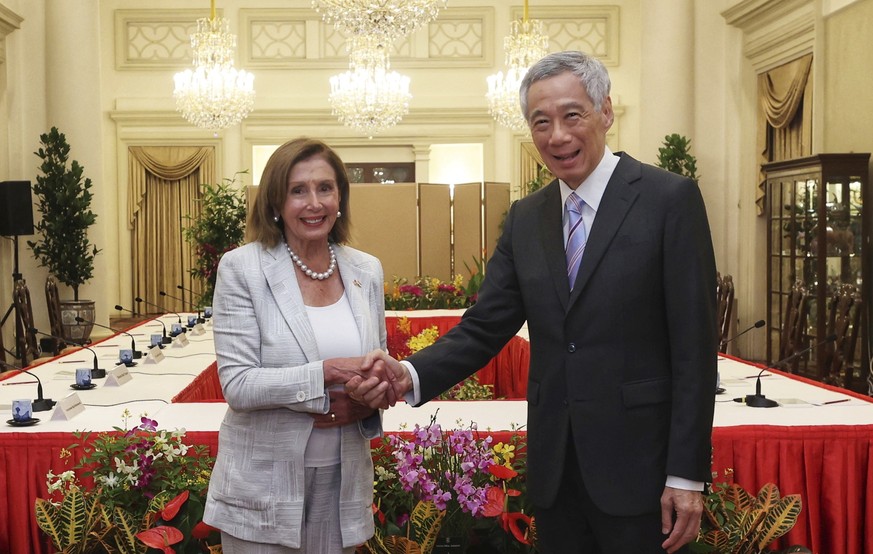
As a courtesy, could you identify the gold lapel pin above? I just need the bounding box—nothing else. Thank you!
[353,279,362,288]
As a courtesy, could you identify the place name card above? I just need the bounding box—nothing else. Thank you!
[189,323,206,335]
[172,333,190,347]
[105,365,132,386]
[145,346,165,363]
[51,393,85,420]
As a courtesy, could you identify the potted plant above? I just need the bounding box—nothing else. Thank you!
[183,172,247,307]
[656,133,700,181]
[691,476,806,553]
[28,127,100,343]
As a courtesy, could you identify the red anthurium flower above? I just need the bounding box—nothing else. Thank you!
[192,521,219,540]
[160,490,189,521]
[488,464,518,480]
[506,488,522,497]
[481,486,506,518]
[136,526,184,552]
[506,512,532,545]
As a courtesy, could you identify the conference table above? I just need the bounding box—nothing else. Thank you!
[2,311,873,554]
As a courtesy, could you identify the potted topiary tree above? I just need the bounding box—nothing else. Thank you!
[28,127,100,343]
[656,133,699,181]
[183,171,247,307]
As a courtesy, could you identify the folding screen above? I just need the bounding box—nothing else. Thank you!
[348,183,418,281]
[418,183,452,281]
[453,183,483,278]
[484,182,511,261]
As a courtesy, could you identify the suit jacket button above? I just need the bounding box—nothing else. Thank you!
[567,342,576,353]
[296,391,306,402]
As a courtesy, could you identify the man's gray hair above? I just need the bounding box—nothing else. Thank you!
[519,51,611,119]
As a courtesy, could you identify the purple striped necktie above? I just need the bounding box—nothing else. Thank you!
[565,192,587,289]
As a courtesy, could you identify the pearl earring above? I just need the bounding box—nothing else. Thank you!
[336,211,342,218]
[273,214,280,223]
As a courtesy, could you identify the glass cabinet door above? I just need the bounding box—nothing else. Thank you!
[763,153,870,387]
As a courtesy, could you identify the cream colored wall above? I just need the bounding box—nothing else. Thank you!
[10,0,861,363]
[0,0,716,350]
[823,0,873,156]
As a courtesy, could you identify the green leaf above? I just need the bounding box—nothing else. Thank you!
[407,501,445,553]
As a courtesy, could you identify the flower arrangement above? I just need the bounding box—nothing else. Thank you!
[34,411,219,553]
[387,317,493,401]
[384,275,476,310]
[362,417,535,553]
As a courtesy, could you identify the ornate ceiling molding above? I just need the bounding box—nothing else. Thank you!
[722,0,815,73]
[0,2,23,63]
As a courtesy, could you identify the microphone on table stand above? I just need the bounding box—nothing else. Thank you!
[160,290,197,328]
[716,319,765,394]
[742,334,837,408]
[722,319,766,348]
[74,316,142,360]
[145,294,186,334]
[176,284,206,323]
[114,304,139,318]
[30,327,107,379]
[134,297,173,343]
[0,360,56,412]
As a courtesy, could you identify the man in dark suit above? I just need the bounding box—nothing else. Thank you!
[353,50,717,553]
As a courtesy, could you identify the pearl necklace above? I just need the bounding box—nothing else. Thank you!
[285,242,337,281]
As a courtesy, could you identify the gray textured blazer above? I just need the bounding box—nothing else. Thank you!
[203,241,386,548]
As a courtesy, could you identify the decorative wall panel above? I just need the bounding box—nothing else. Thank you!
[246,12,307,61]
[114,10,209,70]
[429,18,485,60]
[113,5,620,70]
[512,6,620,66]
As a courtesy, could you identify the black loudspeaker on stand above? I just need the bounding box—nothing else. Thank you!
[0,181,34,236]
[0,181,35,362]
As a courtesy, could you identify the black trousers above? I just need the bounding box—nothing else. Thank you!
[534,441,687,554]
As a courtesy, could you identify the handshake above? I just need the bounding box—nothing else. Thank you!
[325,350,413,410]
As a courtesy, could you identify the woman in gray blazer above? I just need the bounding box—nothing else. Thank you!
[203,138,388,553]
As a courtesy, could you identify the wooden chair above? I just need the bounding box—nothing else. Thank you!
[716,273,735,353]
[0,323,7,370]
[44,276,66,355]
[822,284,863,389]
[13,279,40,365]
[779,281,809,373]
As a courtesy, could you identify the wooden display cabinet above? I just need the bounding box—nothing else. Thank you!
[763,153,870,387]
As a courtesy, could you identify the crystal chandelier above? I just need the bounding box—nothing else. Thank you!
[329,36,411,138]
[315,1,446,136]
[173,0,255,131]
[312,0,447,41]
[486,1,548,132]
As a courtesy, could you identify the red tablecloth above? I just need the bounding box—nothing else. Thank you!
[386,313,529,400]
[172,315,532,402]
[5,321,873,554]
[172,360,221,402]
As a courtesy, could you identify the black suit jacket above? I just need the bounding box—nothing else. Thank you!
[407,153,718,516]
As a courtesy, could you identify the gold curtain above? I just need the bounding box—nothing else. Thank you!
[520,142,552,197]
[756,54,813,212]
[128,146,215,313]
